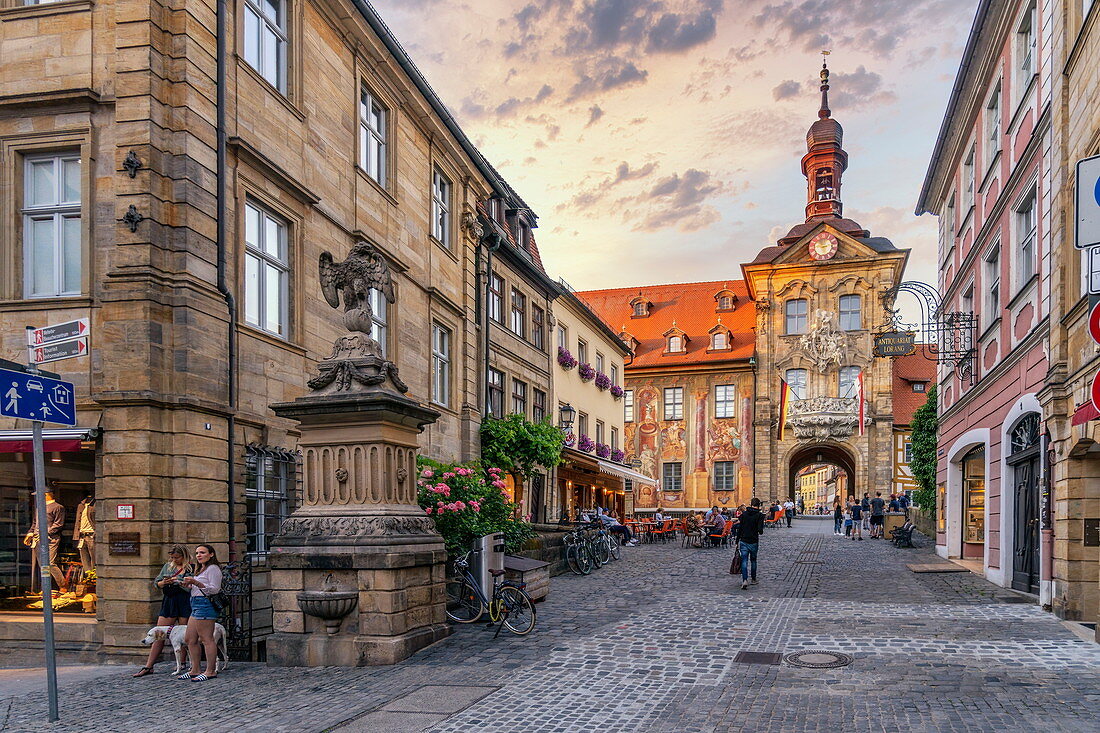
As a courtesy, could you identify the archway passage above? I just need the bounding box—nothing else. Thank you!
[787,443,857,508]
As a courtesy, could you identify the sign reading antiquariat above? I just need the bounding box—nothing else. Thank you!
[873,330,917,358]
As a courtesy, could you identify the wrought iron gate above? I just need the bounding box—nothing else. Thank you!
[219,557,253,661]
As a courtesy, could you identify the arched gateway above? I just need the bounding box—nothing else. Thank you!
[787,442,856,501]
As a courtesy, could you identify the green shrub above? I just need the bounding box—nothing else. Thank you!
[909,384,938,514]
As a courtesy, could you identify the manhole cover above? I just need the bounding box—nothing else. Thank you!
[733,651,782,665]
[784,650,853,669]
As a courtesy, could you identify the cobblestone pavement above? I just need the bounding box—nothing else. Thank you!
[3,520,1099,732]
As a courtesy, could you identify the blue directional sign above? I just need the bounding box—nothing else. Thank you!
[0,368,75,426]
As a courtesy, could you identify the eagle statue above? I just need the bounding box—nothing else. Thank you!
[318,240,395,337]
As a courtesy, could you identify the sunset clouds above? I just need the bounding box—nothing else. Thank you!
[372,0,975,291]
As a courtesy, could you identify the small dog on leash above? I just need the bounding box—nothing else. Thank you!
[140,624,229,675]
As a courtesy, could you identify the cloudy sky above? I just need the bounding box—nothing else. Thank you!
[372,0,976,293]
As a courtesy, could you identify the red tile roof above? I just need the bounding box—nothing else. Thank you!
[575,281,756,368]
[892,345,935,425]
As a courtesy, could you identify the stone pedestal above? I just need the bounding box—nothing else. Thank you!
[266,386,449,667]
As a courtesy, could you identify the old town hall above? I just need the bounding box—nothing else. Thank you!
[580,62,932,511]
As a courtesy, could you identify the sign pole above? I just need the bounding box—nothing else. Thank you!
[26,327,59,722]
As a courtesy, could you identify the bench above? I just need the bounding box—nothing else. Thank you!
[890,523,916,548]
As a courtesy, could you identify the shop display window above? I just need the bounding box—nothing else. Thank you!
[961,447,985,543]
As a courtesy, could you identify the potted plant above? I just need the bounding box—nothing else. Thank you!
[611,448,626,463]
[610,385,624,399]
[578,363,595,382]
[557,347,578,370]
[577,434,595,452]
[594,372,611,390]
[595,442,611,458]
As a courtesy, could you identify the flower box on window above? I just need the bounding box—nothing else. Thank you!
[595,442,611,458]
[577,434,595,452]
[557,346,578,370]
[578,363,596,382]
[594,372,611,390]
[610,385,624,399]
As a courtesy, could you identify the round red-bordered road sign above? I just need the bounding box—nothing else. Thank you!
[1092,369,1100,412]
[1089,301,1100,345]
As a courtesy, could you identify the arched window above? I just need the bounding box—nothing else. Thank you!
[712,332,727,349]
[668,335,682,352]
[785,368,807,399]
[718,295,732,310]
[633,301,646,317]
[1009,413,1040,454]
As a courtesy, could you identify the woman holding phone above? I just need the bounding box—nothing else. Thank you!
[132,544,192,677]
[178,544,223,681]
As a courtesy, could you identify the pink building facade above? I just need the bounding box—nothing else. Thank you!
[917,0,1053,601]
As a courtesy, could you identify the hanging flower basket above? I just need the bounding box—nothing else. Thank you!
[557,347,578,370]
[577,434,595,452]
[594,372,611,390]
[610,385,624,399]
[562,431,576,447]
[578,363,596,382]
[595,442,611,458]
[610,448,626,463]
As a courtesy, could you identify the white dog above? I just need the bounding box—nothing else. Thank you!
[140,624,229,675]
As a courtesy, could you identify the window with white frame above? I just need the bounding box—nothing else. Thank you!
[1016,3,1037,99]
[985,86,1001,167]
[577,339,587,363]
[488,272,504,323]
[245,447,293,556]
[963,146,975,210]
[610,427,618,451]
[359,87,387,185]
[667,335,683,352]
[243,200,289,337]
[578,411,588,437]
[984,243,1001,327]
[595,353,604,373]
[839,294,861,331]
[943,192,956,247]
[633,301,646,316]
[624,390,634,422]
[715,385,736,418]
[718,295,733,310]
[713,461,736,490]
[785,299,808,334]
[512,378,527,416]
[532,388,546,422]
[904,439,913,465]
[431,323,450,407]
[712,331,728,349]
[510,288,526,338]
[243,0,287,92]
[663,387,683,420]
[431,169,451,247]
[961,285,975,328]
[662,462,683,492]
[532,305,545,350]
[839,366,860,398]
[23,152,81,298]
[1016,188,1037,287]
[610,365,618,385]
[367,287,388,355]
[595,420,604,445]
[785,368,807,399]
[557,324,567,350]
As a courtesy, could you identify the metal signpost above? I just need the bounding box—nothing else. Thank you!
[1075,154,1100,250]
[0,323,86,722]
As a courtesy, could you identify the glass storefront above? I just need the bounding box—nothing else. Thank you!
[961,446,985,545]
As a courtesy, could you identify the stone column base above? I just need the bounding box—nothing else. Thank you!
[266,622,450,667]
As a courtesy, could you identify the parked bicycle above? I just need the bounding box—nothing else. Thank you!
[563,521,620,575]
[445,551,536,636]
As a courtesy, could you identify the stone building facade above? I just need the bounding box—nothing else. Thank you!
[0,0,548,659]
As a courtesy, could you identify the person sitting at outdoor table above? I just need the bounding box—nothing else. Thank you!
[706,512,727,546]
[704,505,721,523]
[684,513,703,546]
[653,507,667,522]
[596,509,638,546]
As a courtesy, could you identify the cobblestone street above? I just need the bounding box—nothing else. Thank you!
[3,521,1099,732]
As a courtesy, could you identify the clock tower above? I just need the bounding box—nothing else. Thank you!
[802,57,848,222]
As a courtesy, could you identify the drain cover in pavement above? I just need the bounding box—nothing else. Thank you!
[734,651,782,665]
[784,650,853,669]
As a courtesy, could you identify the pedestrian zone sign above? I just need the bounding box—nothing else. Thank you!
[0,368,76,426]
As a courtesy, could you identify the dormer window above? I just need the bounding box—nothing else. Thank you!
[714,288,737,311]
[629,294,651,318]
[668,335,682,352]
[633,302,646,317]
[663,324,688,354]
[718,296,733,310]
[712,332,727,349]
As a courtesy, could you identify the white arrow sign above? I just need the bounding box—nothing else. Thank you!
[27,318,90,346]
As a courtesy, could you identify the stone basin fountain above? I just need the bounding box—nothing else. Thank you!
[296,574,358,635]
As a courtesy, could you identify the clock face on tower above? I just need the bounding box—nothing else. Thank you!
[809,232,838,261]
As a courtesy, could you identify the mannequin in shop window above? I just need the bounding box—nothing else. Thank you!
[23,490,67,595]
[74,492,95,572]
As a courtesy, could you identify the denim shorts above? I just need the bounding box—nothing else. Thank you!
[189,594,218,620]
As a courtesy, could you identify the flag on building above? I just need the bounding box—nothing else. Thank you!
[857,370,866,436]
[778,378,794,440]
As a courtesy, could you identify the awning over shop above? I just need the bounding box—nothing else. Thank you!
[596,459,656,487]
[0,428,99,453]
[1072,401,1099,426]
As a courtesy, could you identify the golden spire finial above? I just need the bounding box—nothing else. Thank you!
[819,50,832,119]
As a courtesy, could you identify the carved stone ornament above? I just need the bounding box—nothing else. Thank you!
[334,468,349,483]
[461,209,484,240]
[799,309,847,372]
[278,515,438,543]
[122,204,144,233]
[122,150,142,178]
[312,241,407,395]
[786,397,867,441]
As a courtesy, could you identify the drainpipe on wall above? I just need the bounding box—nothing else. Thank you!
[215,0,238,560]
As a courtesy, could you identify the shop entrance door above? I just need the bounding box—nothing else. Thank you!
[1008,414,1041,595]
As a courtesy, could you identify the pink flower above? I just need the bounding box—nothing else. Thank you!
[491,480,506,489]
[454,501,466,510]
[421,469,434,478]
[470,501,481,512]
[501,491,510,498]
[442,472,456,479]
[437,501,445,507]
[456,468,471,476]
[425,507,433,515]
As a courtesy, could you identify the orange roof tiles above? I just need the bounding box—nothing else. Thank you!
[892,345,935,425]
[575,281,756,368]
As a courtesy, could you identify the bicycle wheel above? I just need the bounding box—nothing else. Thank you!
[588,540,604,568]
[579,544,594,574]
[594,536,610,565]
[499,586,536,635]
[565,544,583,575]
[608,535,621,561]
[445,577,483,623]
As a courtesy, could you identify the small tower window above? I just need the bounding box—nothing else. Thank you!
[815,168,834,201]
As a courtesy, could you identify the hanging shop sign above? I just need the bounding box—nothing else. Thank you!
[1075,153,1100,249]
[872,330,917,358]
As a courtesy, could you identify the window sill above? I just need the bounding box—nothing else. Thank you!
[355,167,398,207]
[431,236,458,263]
[0,0,91,21]
[979,151,1001,192]
[979,317,1001,343]
[236,60,304,122]
[0,295,92,311]
[238,321,307,355]
[430,400,457,417]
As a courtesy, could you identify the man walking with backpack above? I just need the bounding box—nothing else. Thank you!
[730,498,766,590]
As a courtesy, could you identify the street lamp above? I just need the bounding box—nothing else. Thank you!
[558,403,576,431]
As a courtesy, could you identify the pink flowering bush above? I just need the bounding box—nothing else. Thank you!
[417,457,534,556]
[578,362,596,382]
[577,434,596,452]
[595,442,611,458]
[610,448,626,463]
[557,347,578,370]
[610,385,624,399]
[594,372,611,390]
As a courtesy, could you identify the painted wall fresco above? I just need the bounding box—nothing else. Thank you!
[623,370,754,510]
